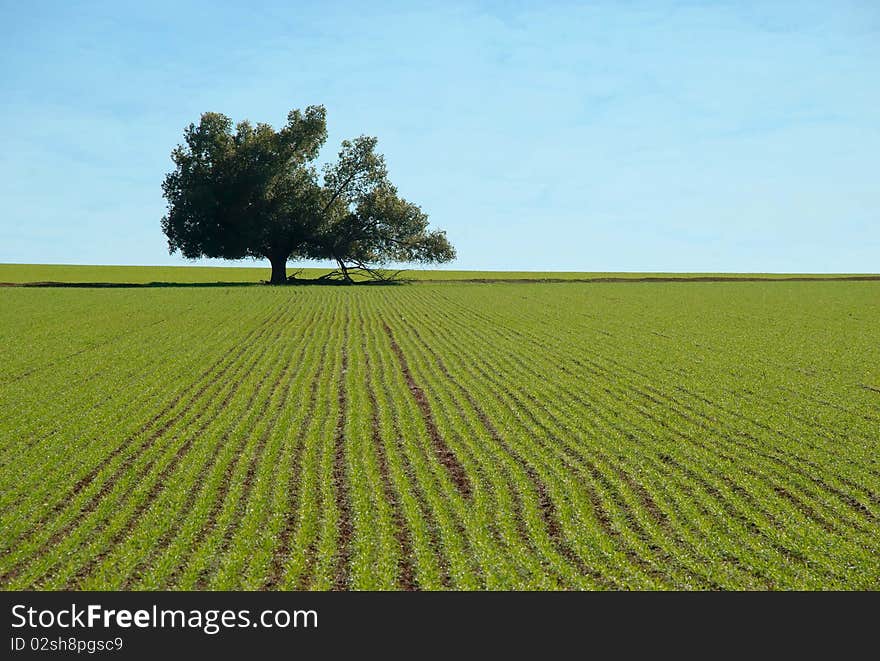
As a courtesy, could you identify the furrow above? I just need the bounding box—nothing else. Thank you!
[5,306,290,588]
[262,336,329,589]
[404,289,781,587]
[382,322,472,500]
[393,311,613,588]
[0,304,283,552]
[55,313,291,589]
[359,314,416,590]
[332,343,353,591]
[128,305,320,589]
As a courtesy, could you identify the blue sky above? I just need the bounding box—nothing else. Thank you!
[1,0,878,272]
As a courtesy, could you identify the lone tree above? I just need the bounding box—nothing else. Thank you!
[161,106,454,283]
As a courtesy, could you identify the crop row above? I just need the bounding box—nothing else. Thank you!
[0,282,877,589]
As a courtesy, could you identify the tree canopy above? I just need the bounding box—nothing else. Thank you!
[161,106,454,283]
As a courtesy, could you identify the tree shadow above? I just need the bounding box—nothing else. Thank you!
[284,276,407,287]
[286,266,410,286]
[1,278,408,289]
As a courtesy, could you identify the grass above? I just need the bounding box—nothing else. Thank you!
[0,265,878,589]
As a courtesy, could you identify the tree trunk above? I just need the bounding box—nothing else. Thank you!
[269,255,287,284]
[336,258,353,284]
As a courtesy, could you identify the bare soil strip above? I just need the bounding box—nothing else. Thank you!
[402,325,578,584]
[411,292,767,586]
[332,346,353,591]
[371,350,455,589]
[382,323,472,500]
[398,310,689,586]
[418,275,880,284]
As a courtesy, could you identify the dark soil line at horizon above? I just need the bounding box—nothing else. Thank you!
[4,274,879,289]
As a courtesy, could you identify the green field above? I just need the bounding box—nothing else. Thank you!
[1,266,879,589]
[1,263,876,285]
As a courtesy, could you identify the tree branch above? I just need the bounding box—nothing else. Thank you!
[321,166,362,214]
